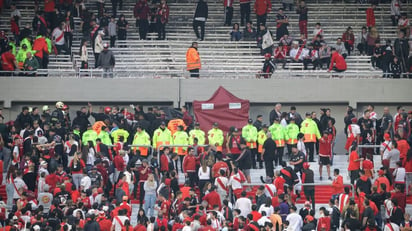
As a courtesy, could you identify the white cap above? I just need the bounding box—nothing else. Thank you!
[33,225,41,230]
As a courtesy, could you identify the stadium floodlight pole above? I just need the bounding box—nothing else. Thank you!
[157,144,210,165]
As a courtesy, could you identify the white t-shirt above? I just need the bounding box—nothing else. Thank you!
[214,176,229,195]
[257,216,271,226]
[234,197,252,217]
[80,175,91,190]
[384,223,400,231]
[264,184,277,197]
[297,140,306,156]
[198,167,210,180]
[286,212,303,231]
[381,141,392,159]
[393,167,406,183]
[386,148,400,168]
[228,174,242,190]
[52,28,65,45]
[13,177,27,199]
[347,124,361,137]
[259,204,274,216]
[112,216,129,231]
[65,140,79,154]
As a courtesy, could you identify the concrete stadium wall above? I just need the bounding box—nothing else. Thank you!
[0,78,411,154]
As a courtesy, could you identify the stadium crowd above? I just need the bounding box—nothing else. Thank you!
[0,0,411,77]
[0,102,411,230]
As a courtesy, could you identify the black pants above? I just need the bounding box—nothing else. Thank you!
[157,22,166,40]
[96,2,105,18]
[55,44,67,55]
[274,147,284,166]
[179,155,184,173]
[306,142,315,162]
[320,58,330,69]
[94,53,100,68]
[64,32,72,53]
[111,0,118,17]
[187,172,197,188]
[344,42,352,56]
[189,69,199,78]
[138,19,149,39]
[275,58,286,69]
[304,189,315,209]
[110,36,116,47]
[240,3,250,26]
[199,179,210,198]
[357,42,367,55]
[42,53,49,69]
[264,156,274,178]
[139,181,145,203]
[250,148,261,168]
[225,7,233,26]
[349,170,359,185]
[256,14,267,27]
[193,20,205,40]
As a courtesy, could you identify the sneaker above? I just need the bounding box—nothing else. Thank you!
[328,177,332,181]
[320,176,323,181]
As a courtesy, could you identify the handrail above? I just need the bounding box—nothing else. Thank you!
[241,182,356,199]
[128,144,154,158]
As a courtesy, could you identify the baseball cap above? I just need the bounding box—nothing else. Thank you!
[384,133,391,140]
[213,122,218,126]
[160,121,166,126]
[351,117,358,123]
[248,119,253,123]
[262,124,268,128]
[264,53,271,58]
[33,225,41,231]
[103,43,109,48]
[194,122,200,126]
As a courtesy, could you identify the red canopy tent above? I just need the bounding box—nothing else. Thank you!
[193,86,250,136]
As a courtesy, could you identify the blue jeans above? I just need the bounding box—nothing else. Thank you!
[143,193,157,217]
[72,173,83,189]
[6,183,14,210]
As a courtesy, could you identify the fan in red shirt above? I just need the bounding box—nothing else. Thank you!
[159,147,171,174]
[317,207,331,231]
[331,169,344,196]
[211,156,229,178]
[1,46,17,72]
[96,211,112,231]
[328,47,347,72]
[202,186,222,210]
[366,4,376,27]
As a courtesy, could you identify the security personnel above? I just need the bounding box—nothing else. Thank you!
[208,122,224,152]
[82,124,98,146]
[97,126,112,146]
[152,121,173,151]
[300,112,321,162]
[268,118,286,166]
[132,125,151,157]
[111,124,130,143]
[285,118,299,155]
[173,125,189,172]
[186,42,201,78]
[189,122,205,145]
[242,119,259,168]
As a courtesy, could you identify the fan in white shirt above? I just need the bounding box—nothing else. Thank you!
[286,206,303,231]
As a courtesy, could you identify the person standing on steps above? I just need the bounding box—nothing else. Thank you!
[186,42,201,78]
[155,0,169,40]
[134,0,150,40]
[193,0,208,41]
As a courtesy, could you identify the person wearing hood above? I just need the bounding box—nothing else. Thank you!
[193,0,208,41]
[97,43,115,78]
[72,106,91,134]
[186,42,201,78]
[94,30,104,68]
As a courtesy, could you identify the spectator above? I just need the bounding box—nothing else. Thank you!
[328,47,347,73]
[97,43,116,78]
[357,26,368,55]
[289,42,311,70]
[311,23,323,43]
[186,42,201,78]
[108,16,117,47]
[391,0,401,26]
[366,26,380,56]
[394,30,409,74]
[257,24,273,55]
[296,1,308,39]
[63,11,74,53]
[117,14,129,43]
[273,44,287,69]
[275,8,289,40]
[230,23,241,41]
[52,22,67,55]
[243,21,256,41]
[371,40,383,70]
[134,0,150,40]
[1,45,17,75]
[16,44,29,70]
[342,27,355,56]
[398,13,409,37]
[366,4,376,28]
[254,0,271,27]
[348,145,363,185]
[279,34,292,50]
[224,0,233,26]
[79,39,88,69]
[333,38,348,59]
[318,42,330,69]
[256,53,275,78]
[390,56,402,78]
[93,30,104,68]
[155,0,169,40]
[22,52,40,76]
[193,0,208,41]
[239,0,250,26]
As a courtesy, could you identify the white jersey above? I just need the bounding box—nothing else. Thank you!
[52,28,65,45]
[263,184,277,197]
[347,124,361,138]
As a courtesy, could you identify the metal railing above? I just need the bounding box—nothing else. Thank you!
[241,182,356,198]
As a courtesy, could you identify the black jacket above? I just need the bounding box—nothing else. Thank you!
[83,220,101,231]
[236,148,252,170]
[15,112,33,129]
[194,0,208,19]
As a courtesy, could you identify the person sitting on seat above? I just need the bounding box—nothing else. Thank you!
[273,44,287,69]
[23,52,40,76]
[327,47,347,73]
[289,41,311,70]
[256,53,276,78]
